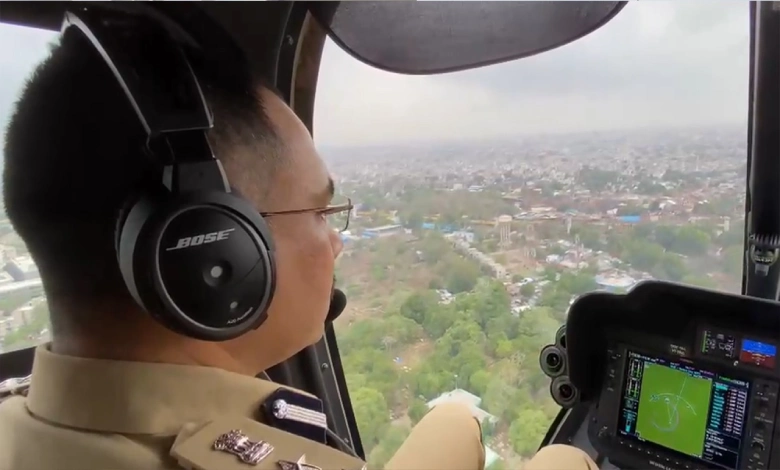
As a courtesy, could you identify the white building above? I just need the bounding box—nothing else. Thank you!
[426,388,499,425]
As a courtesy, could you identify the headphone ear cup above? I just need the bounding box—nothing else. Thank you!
[122,190,276,341]
[115,197,135,259]
[115,186,151,259]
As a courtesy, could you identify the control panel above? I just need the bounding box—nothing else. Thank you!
[590,325,780,470]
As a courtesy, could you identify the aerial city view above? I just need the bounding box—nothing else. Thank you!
[321,126,747,469]
[0,125,747,468]
[0,2,748,469]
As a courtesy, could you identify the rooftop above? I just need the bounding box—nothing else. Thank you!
[363,224,403,232]
[426,389,498,424]
[484,446,501,469]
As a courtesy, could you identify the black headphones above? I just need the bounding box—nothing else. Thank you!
[63,7,277,341]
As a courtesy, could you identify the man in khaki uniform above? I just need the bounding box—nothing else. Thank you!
[0,16,597,470]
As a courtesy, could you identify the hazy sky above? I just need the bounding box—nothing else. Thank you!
[0,2,749,148]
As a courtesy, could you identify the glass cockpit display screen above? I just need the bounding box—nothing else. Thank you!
[739,339,777,369]
[617,351,749,469]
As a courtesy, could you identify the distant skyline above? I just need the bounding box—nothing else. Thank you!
[0,2,749,149]
[313,1,749,146]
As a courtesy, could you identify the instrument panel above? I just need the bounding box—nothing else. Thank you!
[590,324,780,470]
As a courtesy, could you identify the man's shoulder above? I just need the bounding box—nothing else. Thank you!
[0,389,172,469]
[0,372,366,470]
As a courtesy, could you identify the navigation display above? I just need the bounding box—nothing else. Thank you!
[739,339,777,369]
[618,351,749,469]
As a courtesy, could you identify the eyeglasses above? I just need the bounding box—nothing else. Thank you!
[260,196,353,233]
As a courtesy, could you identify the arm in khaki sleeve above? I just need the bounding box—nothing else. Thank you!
[385,402,485,470]
[522,444,599,470]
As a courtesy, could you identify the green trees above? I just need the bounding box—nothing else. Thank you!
[577,167,620,192]
[672,226,710,256]
[407,399,428,425]
[339,267,577,467]
[352,387,391,449]
[650,225,710,256]
[657,253,687,281]
[0,300,49,350]
[368,425,412,469]
[608,224,718,281]
[520,283,535,298]
[0,292,37,315]
[722,245,744,277]
[441,255,481,294]
[339,236,608,466]
[508,410,550,456]
[333,180,746,467]
[623,239,665,271]
[682,275,718,289]
[419,234,450,265]
[344,350,400,400]
[401,212,424,231]
[556,272,597,296]
[400,291,438,324]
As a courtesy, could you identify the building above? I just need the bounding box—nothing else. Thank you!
[451,231,475,244]
[618,215,641,224]
[497,215,512,247]
[340,232,360,243]
[484,447,501,469]
[3,255,40,281]
[594,273,636,292]
[0,278,44,297]
[362,224,403,238]
[0,272,14,287]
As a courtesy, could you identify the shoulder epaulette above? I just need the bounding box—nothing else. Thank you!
[171,418,366,470]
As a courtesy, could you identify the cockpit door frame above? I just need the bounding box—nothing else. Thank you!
[0,1,364,458]
[268,4,365,458]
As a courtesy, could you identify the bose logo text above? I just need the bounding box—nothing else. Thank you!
[166,228,236,251]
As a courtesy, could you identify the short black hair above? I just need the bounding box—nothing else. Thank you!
[3,26,282,335]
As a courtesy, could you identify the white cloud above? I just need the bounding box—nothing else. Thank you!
[313,1,750,146]
[0,2,750,149]
[313,50,506,146]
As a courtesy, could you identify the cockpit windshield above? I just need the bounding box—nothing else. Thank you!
[314,2,748,467]
[0,2,750,468]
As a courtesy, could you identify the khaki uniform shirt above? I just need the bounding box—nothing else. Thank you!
[0,345,489,470]
[0,345,596,470]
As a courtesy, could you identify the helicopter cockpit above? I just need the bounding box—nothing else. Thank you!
[0,2,768,469]
[534,4,780,469]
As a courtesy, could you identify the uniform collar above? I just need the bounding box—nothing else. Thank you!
[26,345,307,435]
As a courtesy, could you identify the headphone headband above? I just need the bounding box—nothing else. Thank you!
[65,6,278,341]
[63,8,213,139]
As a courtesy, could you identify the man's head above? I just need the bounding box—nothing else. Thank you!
[2,25,343,373]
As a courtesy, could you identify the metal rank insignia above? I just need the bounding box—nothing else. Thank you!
[276,455,322,470]
[271,399,327,429]
[213,429,274,465]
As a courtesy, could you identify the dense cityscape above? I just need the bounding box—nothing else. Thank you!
[0,125,747,469]
[324,125,747,468]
